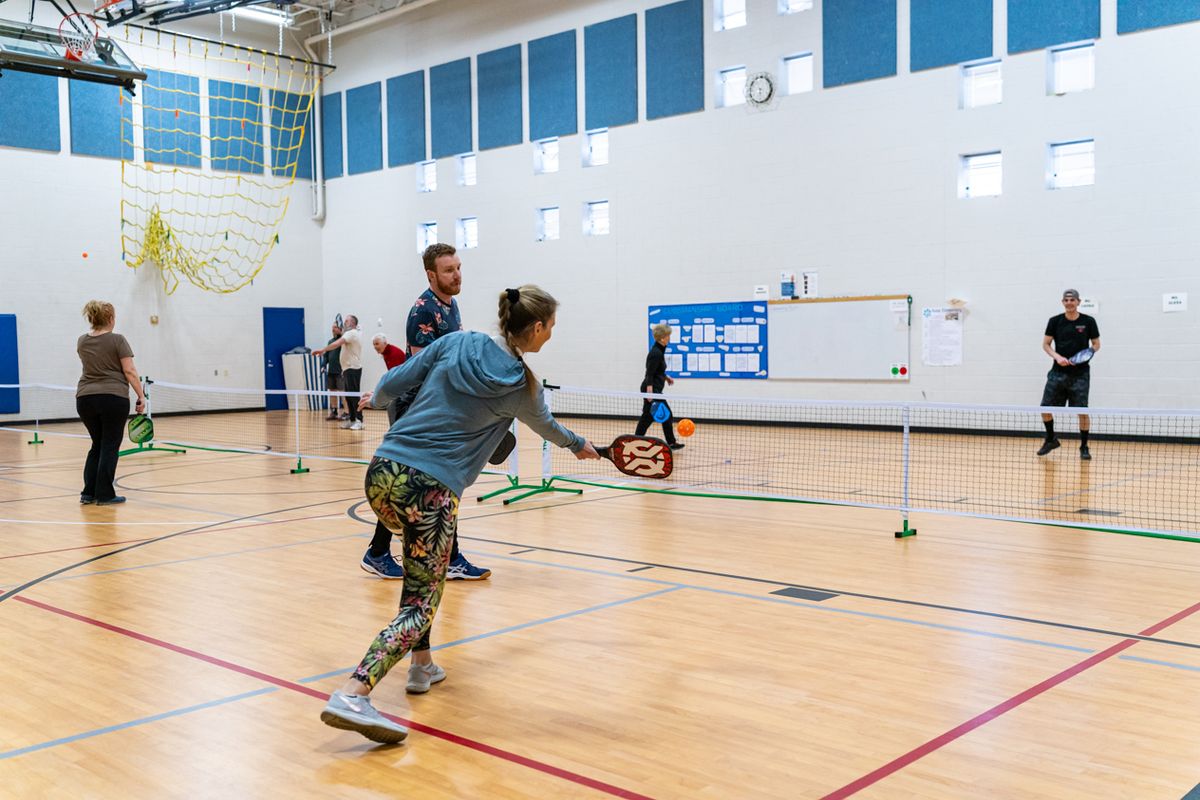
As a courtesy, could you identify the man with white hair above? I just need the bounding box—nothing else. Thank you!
[372,333,405,370]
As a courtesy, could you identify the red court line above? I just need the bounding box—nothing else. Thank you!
[15,595,653,800]
[0,512,344,561]
[821,599,1200,799]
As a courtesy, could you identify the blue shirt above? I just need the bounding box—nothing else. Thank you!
[406,288,462,354]
[370,332,585,497]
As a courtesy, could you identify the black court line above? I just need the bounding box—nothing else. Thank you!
[626,565,655,573]
[509,548,538,555]
[0,495,361,604]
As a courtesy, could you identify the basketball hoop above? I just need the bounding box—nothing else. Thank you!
[58,12,98,61]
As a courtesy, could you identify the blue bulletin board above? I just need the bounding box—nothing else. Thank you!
[647,302,768,379]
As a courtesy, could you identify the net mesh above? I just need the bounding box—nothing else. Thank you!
[113,27,321,294]
[545,386,1200,537]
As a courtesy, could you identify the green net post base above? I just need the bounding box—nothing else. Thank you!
[27,431,43,445]
[894,518,917,538]
[119,442,187,457]
[476,477,583,506]
[291,457,309,475]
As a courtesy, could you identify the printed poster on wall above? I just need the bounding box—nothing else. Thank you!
[921,307,963,367]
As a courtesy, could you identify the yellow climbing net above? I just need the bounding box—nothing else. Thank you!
[116,27,322,294]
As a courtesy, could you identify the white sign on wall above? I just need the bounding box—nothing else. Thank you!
[1079,297,1099,313]
[1163,293,1188,313]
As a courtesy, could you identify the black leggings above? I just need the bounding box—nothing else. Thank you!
[76,393,130,501]
[635,398,676,445]
[342,368,363,422]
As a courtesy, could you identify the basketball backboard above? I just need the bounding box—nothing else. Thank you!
[0,18,147,92]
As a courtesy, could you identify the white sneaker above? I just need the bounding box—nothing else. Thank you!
[340,420,353,429]
[320,690,408,743]
[406,662,446,694]
[350,421,363,430]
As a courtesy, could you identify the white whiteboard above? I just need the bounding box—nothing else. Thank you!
[767,295,911,380]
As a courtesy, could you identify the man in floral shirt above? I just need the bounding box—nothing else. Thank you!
[360,244,493,591]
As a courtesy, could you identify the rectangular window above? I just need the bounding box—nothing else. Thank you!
[537,206,560,241]
[715,0,746,30]
[1049,140,1095,189]
[779,0,813,12]
[458,153,477,186]
[417,160,437,192]
[584,129,609,167]
[783,53,813,95]
[456,216,478,249]
[1049,44,1094,95]
[959,151,1002,198]
[534,138,559,174]
[718,66,747,108]
[585,200,610,236]
[417,221,438,253]
[962,60,1002,109]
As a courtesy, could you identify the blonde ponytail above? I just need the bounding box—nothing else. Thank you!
[498,284,558,395]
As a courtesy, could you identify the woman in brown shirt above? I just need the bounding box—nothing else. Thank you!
[76,301,146,505]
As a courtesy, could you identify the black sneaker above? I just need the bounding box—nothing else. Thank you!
[669,442,685,451]
[1036,439,1060,456]
[96,496,127,505]
[1080,445,1091,460]
[80,495,94,504]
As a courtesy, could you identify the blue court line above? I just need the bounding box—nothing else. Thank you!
[298,585,683,683]
[1117,655,1200,672]
[1,587,681,760]
[0,687,276,761]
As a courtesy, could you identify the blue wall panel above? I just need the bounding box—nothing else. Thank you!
[1118,0,1200,33]
[823,0,897,88]
[322,92,343,179]
[430,58,473,158]
[69,81,132,160]
[270,89,313,180]
[0,71,59,152]
[346,82,383,175]
[209,80,264,174]
[528,31,578,140]
[645,0,704,120]
[911,0,993,71]
[387,70,427,166]
[144,70,201,167]
[585,15,638,130]
[0,315,17,414]
[1008,0,1100,53]
[477,45,523,150]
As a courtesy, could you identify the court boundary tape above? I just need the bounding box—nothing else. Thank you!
[13,595,654,800]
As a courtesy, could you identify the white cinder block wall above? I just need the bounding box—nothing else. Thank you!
[320,0,1200,408]
[0,8,324,416]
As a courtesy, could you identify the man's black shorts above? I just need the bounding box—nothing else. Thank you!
[1040,367,1090,407]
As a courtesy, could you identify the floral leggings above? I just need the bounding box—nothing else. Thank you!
[351,457,459,689]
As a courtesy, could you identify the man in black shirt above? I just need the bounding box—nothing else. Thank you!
[635,323,683,450]
[1037,289,1101,459]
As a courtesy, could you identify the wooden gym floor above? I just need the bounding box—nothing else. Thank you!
[2,416,1200,798]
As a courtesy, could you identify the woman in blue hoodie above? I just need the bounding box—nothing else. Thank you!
[321,285,599,743]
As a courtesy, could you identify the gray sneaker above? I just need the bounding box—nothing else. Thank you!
[406,663,446,694]
[320,691,408,744]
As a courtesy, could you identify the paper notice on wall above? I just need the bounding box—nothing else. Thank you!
[922,307,963,367]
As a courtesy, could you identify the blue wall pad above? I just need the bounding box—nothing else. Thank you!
[911,0,993,71]
[0,71,59,152]
[209,80,264,174]
[1008,0,1100,53]
[387,70,426,166]
[69,81,132,160]
[477,45,523,150]
[585,14,638,130]
[269,90,313,180]
[346,82,383,174]
[144,70,201,167]
[528,30,578,140]
[645,0,704,120]
[1118,0,1200,33]
[0,314,17,413]
[430,58,473,158]
[824,0,897,88]
[322,91,343,179]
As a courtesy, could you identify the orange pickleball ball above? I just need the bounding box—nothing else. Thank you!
[677,418,695,437]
